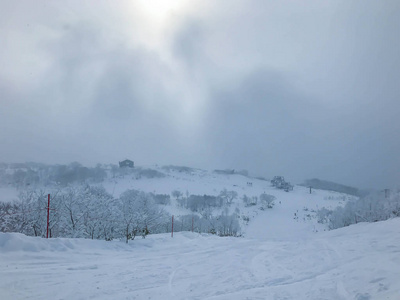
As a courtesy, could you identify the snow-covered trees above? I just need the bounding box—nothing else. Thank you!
[211,214,240,237]
[271,176,293,192]
[242,194,258,206]
[17,189,50,237]
[119,190,140,243]
[174,213,241,237]
[219,189,238,206]
[118,189,166,242]
[175,193,225,212]
[81,186,114,240]
[0,186,167,241]
[259,193,275,209]
[175,189,239,213]
[151,193,171,205]
[171,190,183,200]
[318,191,400,229]
[1,168,252,239]
[60,187,85,237]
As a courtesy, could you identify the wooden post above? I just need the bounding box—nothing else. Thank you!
[171,215,174,238]
[192,216,194,232]
[46,194,50,238]
[309,186,312,194]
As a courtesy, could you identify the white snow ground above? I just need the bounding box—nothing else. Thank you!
[1,218,400,299]
[1,167,399,299]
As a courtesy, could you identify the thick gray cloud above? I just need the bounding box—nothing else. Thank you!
[1,0,399,189]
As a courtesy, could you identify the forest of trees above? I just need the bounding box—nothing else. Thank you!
[0,185,242,241]
[317,190,400,229]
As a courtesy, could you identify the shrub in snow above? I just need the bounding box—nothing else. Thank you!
[242,195,258,207]
[189,195,223,211]
[176,193,224,212]
[259,193,276,209]
[219,189,238,206]
[208,214,241,237]
[241,215,250,224]
[171,190,183,200]
[316,208,332,224]
[150,193,171,205]
[242,195,250,206]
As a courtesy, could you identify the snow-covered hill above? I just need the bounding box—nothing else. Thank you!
[1,164,356,238]
[99,165,355,238]
[1,218,400,299]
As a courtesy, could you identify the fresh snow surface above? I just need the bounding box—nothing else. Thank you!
[1,166,398,299]
[1,218,400,300]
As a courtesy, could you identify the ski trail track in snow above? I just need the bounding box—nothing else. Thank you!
[2,218,400,299]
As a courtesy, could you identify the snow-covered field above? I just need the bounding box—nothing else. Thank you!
[1,165,399,299]
[1,218,400,299]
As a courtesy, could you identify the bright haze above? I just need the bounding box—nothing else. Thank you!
[1,0,399,189]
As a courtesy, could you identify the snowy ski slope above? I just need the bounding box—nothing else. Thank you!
[100,165,355,238]
[1,165,399,299]
[1,218,400,299]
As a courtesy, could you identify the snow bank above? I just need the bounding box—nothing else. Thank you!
[0,233,128,253]
[0,231,210,254]
[0,233,82,253]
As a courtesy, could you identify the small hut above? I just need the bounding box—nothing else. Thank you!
[119,159,134,168]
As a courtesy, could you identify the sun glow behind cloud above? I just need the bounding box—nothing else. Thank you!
[126,0,208,126]
[137,0,187,20]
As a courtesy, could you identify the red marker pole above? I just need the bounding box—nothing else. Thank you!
[171,215,174,238]
[46,194,50,238]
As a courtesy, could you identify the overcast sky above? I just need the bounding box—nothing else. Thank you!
[1,0,399,189]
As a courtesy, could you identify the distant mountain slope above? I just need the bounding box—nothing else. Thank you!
[300,178,359,196]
